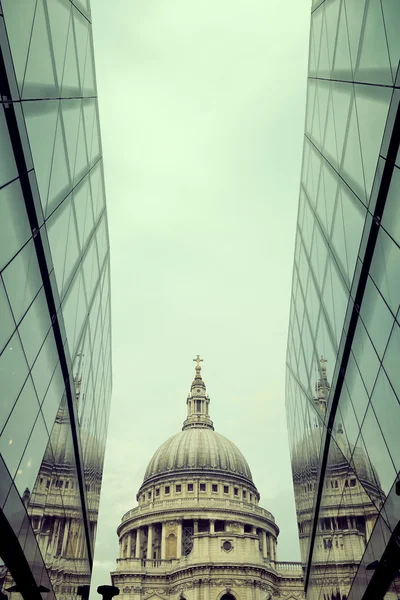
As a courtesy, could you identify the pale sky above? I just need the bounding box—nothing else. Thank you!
[89,0,310,593]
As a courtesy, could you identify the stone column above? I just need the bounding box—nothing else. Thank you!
[119,539,123,559]
[61,518,70,555]
[161,523,166,559]
[194,582,200,600]
[147,524,153,559]
[269,535,274,561]
[135,528,141,558]
[176,521,182,559]
[127,531,132,558]
[255,584,260,600]
[203,582,209,600]
[193,520,198,534]
[262,530,267,559]
[210,520,215,534]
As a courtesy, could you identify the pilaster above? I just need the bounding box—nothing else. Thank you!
[136,528,141,559]
[147,524,153,559]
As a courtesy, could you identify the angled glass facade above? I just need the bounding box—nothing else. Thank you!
[0,2,111,600]
[285,1,400,599]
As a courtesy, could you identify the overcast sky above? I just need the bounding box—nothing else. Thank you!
[89,0,310,593]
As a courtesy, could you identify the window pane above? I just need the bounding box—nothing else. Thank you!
[2,239,42,325]
[0,179,31,272]
[18,288,51,367]
[0,332,29,431]
[0,104,18,187]
[0,278,15,354]
[0,376,40,479]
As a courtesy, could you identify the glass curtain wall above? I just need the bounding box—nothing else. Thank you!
[285,1,400,599]
[0,2,112,600]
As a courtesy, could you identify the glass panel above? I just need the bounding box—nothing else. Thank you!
[341,95,366,203]
[83,31,96,96]
[60,99,82,183]
[41,364,65,431]
[2,239,42,325]
[72,174,90,253]
[381,0,400,80]
[382,321,400,405]
[332,0,352,80]
[344,0,367,73]
[0,179,31,272]
[22,0,59,99]
[359,405,396,495]
[381,165,400,247]
[46,193,72,294]
[355,0,393,85]
[370,368,400,474]
[72,5,90,87]
[0,376,40,479]
[354,84,392,201]
[340,182,366,282]
[22,100,59,215]
[360,276,394,359]
[18,287,51,367]
[0,331,29,431]
[61,269,86,355]
[47,112,73,213]
[2,0,37,93]
[0,104,18,187]
[331,81,352,167]
[14,411,49,495]
[31,327,59,404]
[61,11,81,97]
[63,208,80,293]
[0,277,15,354]
[351,319,380,397]
[82,234,99,305]
[369,226,400,318]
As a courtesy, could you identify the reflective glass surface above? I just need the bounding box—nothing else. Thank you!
[0,2,111,599]
[286,1,400,599]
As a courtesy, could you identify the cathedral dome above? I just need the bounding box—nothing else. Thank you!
[140,356,256,491]
[142,427,253,486]
[292,424,381,489]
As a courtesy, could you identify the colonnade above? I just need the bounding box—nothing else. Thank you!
[119,519,276,562]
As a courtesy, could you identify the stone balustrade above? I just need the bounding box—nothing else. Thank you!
[121,497,275,523]
[275,561,303,571]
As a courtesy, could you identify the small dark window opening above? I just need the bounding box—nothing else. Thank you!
[224,485,229,494]
[176,484,182,493]
[243,490,247,498]
[187,483,194,492]
[244,524,252,533]
[212,484,218,493]
[234,487,239,496]
[165,486,170,494]
[350,479,356,487]
[198,520,209,533]
[156,488,160,496]
[215,520,225,532]
[200,483,206,492]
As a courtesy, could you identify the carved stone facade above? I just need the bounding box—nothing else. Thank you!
[111,360,304,600]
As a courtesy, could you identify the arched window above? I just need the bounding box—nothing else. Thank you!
[221,594,235,600]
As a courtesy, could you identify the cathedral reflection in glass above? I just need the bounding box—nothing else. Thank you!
[285,1,400,599]
[0,2,112,600]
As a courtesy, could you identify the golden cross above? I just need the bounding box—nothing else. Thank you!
[193,355,203,368]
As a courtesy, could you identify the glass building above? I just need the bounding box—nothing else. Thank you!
[0,2,111,600]
[285,1,400,600]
